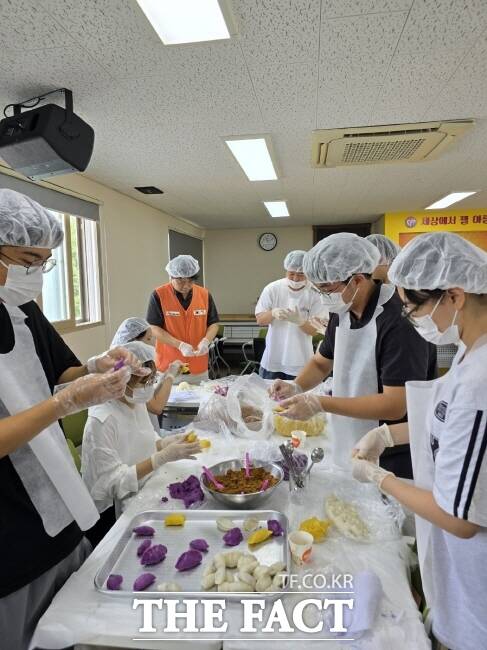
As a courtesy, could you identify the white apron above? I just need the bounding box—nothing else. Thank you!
[0,304,99,536]
[406,373,450,611]
[328,283,395,468]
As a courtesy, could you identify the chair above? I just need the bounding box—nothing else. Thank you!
[240,337,266,375]
[62,409,88,447]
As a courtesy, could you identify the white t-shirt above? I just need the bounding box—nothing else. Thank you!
[81,400,159,513]
[428,339,487,650]
[255,278,325,376]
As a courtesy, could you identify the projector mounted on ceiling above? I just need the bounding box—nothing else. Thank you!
[311,119,474,168]
[0,88,94,181]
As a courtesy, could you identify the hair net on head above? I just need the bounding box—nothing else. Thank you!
[284,250,306,272]
[165,255,199,278]
[366,234,401,265]
[388,232,487,294]
[0,189,64,249]
[303,232,381,283]
[120,340,155,364]
[111,318,150,347]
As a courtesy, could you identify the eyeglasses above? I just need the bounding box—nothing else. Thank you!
[0,251,56,274]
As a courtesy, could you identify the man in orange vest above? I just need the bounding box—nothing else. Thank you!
[146,255,220,384]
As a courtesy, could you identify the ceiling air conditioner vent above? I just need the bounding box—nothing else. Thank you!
[311,120,474,168]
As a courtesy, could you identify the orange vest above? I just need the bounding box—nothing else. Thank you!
[155,283,209,375]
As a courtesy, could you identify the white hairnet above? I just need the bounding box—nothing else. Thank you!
[165,255,200,278]
[303,233,381,283]
[388,232,487,294]
[0,188,64,248]
[111,318,150,347]
[284,250,306,272]
[120,340,155,364]
[366,234,401,265]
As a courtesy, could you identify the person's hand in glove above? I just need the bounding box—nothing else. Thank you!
[151,439,202,469]
[178,341,195,357]
[352,424,394,463]
[53,367,131,417]
[278,393,324,420]
[165,360,185,381]
[309,316,328,334]
[282,307,306,326]
[155,432,187,451]
[194,338,210,356]
[271,308,289,320]
[269,379,302,400]
[352,458,394,492]
[86,347,150,376]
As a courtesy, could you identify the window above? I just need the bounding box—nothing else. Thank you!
[40,212,103,331]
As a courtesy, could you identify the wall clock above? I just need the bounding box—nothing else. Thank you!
[258,232,277,251]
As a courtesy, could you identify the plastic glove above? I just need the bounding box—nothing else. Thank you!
[151,440,202,469]
[178,341,195,357]
[352,458,394,491]
[86,346,150,377]
[309,316,328,334]
[272,308,289,321]
[278,393,324,420]
[195,338,210,356]
[282,307,306,326]
[269,379,302,400]
[53,367,131,417]
[352,424,394,462]
[156,432,187,451]
[165,360,184,380]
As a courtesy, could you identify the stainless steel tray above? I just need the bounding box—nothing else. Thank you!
[95,509,289,599]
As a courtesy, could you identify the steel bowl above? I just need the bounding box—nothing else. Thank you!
[200,459,284,509]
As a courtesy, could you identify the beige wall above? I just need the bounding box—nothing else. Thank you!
[371,215,385,234]
[204,226,313,314]
[42,173,203,360]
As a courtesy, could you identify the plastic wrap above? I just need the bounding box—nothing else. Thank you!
[196,374,275,440]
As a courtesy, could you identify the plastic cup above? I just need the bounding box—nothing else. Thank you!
[288,530,313,565]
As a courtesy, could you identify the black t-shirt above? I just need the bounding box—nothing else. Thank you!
[319,281,438,426]
[0,301,83,597]
[146,286,219,329]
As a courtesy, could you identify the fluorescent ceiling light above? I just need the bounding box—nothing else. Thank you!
[225,138,278,181]
[425,191,477,210]
[136,0,230,45]
[264,201,289,218]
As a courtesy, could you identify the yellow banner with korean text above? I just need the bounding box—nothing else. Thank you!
[384,209,487,252]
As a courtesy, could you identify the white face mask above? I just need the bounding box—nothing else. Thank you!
[288,279,306,290]
[411,295,460,346]
[0,261,44,306]
[320,278,358,314]
[125,383,156,404]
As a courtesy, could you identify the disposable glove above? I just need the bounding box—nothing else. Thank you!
[195,338,210,356]
[86,346,150,376]
[53,367,131,417]
[269,379,302,400]
[156,433,187,451]
[278,393,324,420]
[151,440,202,469]
[178,341,195,357]
[165,360,185,380]
[352,458,394,491]
[271,308,289,320]
[282,307,306,326]
[352,424,394,462]
[309,316,328,334]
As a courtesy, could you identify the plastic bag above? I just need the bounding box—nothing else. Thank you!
[196,373,275,440]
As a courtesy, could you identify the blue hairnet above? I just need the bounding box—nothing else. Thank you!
[111,318,150,347]
[165,255,199,278]
[366,234,401,265]
[284,250,306,272]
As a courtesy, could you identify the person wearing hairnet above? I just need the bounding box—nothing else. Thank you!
[146,255,220,384]
[365,233,401,283]
[82,341,201,543]
[255,250,326,379]
[0,189,147,650]
[271,233,437,477]
[351,232,487,650]
[111,316,154,346]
